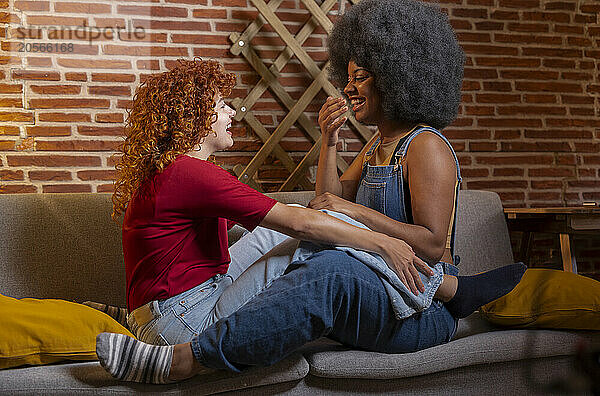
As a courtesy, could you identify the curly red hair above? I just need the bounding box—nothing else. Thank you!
[112,58,236,220]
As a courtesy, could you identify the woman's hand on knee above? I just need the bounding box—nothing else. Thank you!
[379,237,434,295]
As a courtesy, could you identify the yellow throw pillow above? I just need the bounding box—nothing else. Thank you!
[0,295,134,369]
[480,268,600,330]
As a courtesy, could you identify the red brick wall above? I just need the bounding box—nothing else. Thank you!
[445,0,599,208]
[0,0,598,273]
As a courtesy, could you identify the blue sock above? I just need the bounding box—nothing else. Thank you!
[445,263,527,319]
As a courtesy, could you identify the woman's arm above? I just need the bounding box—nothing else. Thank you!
[315,97,346,196]
[259,202,433,295]
[336,141,372,201]
[315,140,342,196]
[309,133,457,265]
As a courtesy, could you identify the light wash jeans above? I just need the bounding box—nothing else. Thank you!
[127,225,299,345]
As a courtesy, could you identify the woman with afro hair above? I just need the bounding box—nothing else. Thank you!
[311,0,525,322]
[96,11,524,380]
[312,0,465,271]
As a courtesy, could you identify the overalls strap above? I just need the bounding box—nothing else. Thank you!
[362,136,381,166]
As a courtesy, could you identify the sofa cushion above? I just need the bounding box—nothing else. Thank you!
[481,269,600,330]
[0,295,133,369]
[0,354,308,395]
[305,330,599,379]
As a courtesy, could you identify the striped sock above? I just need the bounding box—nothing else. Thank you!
[96,333,174,384]
[83,301,129,328]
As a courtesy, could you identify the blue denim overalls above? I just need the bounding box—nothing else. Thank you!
[353,125,462,338]
[356,125,462,324]
[355,125,462,270]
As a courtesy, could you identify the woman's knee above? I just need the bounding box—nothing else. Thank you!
[289,250,379,290]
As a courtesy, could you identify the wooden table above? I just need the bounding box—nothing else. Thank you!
[504,206,600,273]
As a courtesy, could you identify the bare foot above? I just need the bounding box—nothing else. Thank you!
[434,274,458,302]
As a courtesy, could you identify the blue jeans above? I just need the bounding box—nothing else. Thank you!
[191,250,458,372]
[127,226,297,345]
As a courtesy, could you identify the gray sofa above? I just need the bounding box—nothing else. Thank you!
[0,190,597,395]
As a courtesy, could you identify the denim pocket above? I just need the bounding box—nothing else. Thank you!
[155,310,198,344]
[357,181,386,215]
[136,280,223,345]
[178,282,219,312]
[136,312,189,346]
[171,280,228,337]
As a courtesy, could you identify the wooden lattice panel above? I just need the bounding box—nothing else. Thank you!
[228,0,372,192]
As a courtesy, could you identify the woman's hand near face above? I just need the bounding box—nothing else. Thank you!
[315,97,348,197]
[318,97,348,147]
[308,192,361,219]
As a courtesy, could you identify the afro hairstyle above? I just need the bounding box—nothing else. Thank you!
[327,0,465,129]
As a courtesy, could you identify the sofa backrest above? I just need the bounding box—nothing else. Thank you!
[454,190,515,275]
[264,191,315,207]
[0,189,513,304]
[0,193,126,306]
